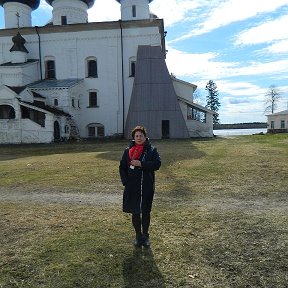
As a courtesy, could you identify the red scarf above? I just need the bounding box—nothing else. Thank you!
[129,144,144,161]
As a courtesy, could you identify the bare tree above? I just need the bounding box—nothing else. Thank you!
[264,85,281,114]
[193,89,204,105]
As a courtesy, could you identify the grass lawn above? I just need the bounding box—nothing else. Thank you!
[0,135,287,287]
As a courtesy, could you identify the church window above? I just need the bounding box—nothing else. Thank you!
[187,106,206,123]
[130,62,136,77]
[87,123,105,138]
[86,57,98,78]
[54,99,58,106]
[65,125,70,133]
[281,120,285,129]
[45,60,56,79]
[271,121,274,129]
[132,5,136,17]
[0,105,15,119]
[129,57,136,77]
[72,98,75,108]
[88,126,95,137]
[61,16,67,25]
[89,91,98,107]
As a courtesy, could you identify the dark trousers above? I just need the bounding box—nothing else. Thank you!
[132,213,150,236]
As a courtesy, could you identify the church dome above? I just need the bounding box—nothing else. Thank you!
[10,32,28,53]
[46,0,95,8]
[115,0,154,2]
[0,0,40,10]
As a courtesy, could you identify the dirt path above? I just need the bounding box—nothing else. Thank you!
[0,187,122,205]
[1,187,287,215]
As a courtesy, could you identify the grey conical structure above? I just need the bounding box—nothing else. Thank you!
[125,45,189,139]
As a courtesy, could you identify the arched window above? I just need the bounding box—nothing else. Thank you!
[45,59,56,79]
[129,57,136,77]
[87,123,104,138]
[0,105,16,119]
[86,57,98,78]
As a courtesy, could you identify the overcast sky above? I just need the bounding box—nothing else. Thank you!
[1,0,288,123]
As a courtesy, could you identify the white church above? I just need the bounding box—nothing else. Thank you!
[0,0,214,144]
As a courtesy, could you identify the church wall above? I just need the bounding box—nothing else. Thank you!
[3,2,32,29]
[0,98,54,144]
[21,116,54,143]
[0,86,19,112]
[51,0,88,25]
[0,119,21,143]
[33,25,162,137]
[0,61,40,86]
[0,19,168,140]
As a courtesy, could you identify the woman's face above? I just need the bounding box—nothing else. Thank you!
[134,131,146,145]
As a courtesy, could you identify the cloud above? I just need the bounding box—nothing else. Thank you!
[228,98,250,104]
[39,0,52,11]
[235,14,288,46]
[232,60,288,78]
[165,46,240,79]
[166,46,288,83]
[170,0,288,42]
[216,81,266,98]
[217,82,288,123]
[150,0,209,26]
[87,0,209,25]
[88,0,120,22]
[264,39,288,54]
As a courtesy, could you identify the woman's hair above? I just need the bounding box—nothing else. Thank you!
[131,125,147,138]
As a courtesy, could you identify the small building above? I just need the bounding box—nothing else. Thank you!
[266,109,288,133]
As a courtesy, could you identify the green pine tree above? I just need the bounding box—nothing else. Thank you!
[205,80,221,125]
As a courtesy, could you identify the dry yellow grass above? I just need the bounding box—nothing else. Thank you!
[0,135,287,287]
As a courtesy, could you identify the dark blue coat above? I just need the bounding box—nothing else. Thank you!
[119,139,161,214]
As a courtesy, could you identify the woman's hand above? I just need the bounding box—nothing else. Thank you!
[130,160,142,167]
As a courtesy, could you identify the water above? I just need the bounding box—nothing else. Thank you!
[213,128,267,137]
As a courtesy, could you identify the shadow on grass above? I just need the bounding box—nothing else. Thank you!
[0,139,209,162]
[0,139,127,161]
[123,247,165,288]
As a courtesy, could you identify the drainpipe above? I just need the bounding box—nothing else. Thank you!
[119,20,125,136]
[35,26,43,80]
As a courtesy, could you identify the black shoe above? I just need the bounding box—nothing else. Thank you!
[142,233,150,248]
[134,234,143,248]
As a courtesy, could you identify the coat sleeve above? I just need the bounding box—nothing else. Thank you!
[119,149,129,186]
[141,147,161,171]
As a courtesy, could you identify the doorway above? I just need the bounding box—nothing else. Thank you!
[162,120,170,139]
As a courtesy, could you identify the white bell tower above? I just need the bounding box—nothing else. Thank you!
[0,0,40,28]
[46,0,95,25]
[116,0,154,21]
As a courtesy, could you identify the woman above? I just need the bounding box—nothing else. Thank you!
[119,126,161,247]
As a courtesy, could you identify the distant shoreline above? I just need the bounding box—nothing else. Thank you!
[214,122,267,130]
